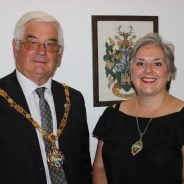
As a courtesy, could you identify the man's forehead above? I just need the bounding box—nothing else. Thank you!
[22,22,58,41]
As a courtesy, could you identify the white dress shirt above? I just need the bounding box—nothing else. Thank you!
[16,70,58,184]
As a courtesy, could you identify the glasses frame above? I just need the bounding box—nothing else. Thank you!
[19,40,61,53]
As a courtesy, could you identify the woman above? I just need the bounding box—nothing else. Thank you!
[92,33,184,184]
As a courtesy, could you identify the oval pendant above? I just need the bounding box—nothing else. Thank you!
[131,140,143,156]
[47,146,65,170]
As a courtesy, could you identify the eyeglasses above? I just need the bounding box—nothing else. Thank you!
[19,40,61,53]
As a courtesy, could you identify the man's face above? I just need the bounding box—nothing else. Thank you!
[13,21,62,85]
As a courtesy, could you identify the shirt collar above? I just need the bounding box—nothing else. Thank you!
[16,70,52,98]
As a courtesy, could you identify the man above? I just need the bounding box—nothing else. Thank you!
[0,11,91,184]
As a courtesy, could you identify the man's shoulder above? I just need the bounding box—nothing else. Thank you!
[0,71,16,87]
[52,80,84,98]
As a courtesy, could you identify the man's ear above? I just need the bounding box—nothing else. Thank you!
[12,39,19,57]
[57,49,63,67]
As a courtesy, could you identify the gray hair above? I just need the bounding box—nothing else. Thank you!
[13,10,64,49]
[129,33,176,81]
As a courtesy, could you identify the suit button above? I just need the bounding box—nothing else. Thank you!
[40,167,44,171]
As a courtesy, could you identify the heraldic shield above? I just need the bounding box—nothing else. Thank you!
[103,25,136,99]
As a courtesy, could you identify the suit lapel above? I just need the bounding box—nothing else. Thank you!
[1,71,43,165]
[51,81,70,177]
[51,81,65,128]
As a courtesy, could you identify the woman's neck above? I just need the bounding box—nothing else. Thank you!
[135,91,170,117]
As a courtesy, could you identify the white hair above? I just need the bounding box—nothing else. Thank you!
[14,10,64,48]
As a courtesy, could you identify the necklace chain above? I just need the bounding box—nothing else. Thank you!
[135,99,153,140]
[0,83,71,142]
[136,116,153,141]
[131,99,153,156]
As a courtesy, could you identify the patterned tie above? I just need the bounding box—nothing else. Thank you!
[36,87,67,184]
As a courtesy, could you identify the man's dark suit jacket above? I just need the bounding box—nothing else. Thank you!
[0,71,92,184]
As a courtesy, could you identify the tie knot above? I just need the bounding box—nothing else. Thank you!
[36,87,46,99]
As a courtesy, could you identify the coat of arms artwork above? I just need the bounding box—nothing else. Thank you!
[103,25,136,100]
[92,16,158,106]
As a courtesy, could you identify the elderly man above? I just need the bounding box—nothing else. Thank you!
[0,11,91,184]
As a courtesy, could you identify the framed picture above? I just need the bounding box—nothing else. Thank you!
[92,15,158,107]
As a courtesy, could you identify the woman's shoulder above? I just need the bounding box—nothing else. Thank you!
[93,103,120,138]
[166,95,184,114]
[119,97,137,116]
[101,103,120,117]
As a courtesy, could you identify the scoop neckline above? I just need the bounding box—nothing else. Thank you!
[115,105,184,119]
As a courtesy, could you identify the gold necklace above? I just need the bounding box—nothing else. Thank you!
[131,100,153,156]
[0,83,71,170]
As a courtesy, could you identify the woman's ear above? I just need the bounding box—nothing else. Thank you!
[167,74,171,81]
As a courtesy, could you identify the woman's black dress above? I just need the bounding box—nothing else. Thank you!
[93,104,184,184]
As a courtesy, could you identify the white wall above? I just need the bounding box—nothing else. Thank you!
[1,0,184,161]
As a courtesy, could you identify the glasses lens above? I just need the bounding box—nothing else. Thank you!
[45,42,60,53]
[24,41,38,50]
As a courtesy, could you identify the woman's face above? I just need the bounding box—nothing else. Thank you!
[131,44,170,97]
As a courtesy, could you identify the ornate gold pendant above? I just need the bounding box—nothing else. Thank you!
[47,145,65,170]
[131,140,143,156]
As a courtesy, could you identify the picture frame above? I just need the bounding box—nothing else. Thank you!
[92,15,158,107]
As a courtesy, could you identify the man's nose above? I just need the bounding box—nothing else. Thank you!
[36,43,47,55]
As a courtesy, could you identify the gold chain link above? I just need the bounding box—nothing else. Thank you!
[0,83,71,143]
